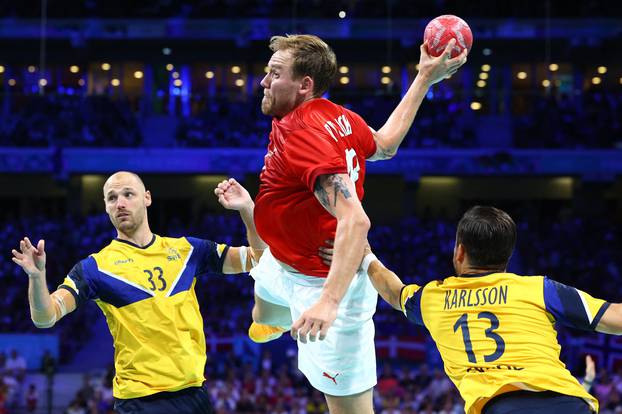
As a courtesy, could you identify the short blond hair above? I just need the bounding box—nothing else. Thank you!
[269,34,337,97]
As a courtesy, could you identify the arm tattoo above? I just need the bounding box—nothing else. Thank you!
[328,175,352,207]
[314,180,331,211]
[314,174,353,213]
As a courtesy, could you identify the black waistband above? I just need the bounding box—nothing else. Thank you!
[116,384,206,402]
[483,390,588,414]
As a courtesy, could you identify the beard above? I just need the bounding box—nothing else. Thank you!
[261,95,274,116]
[112,212,141,235]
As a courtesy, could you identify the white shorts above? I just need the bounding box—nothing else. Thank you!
[251,248,378,396]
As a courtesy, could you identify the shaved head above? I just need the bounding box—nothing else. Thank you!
[103,171,146,197]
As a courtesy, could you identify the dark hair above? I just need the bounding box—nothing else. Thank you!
[269,34,337,97]
[456,206,517,269]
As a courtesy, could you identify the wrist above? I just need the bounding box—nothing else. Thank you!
[360,253,378,274]
[28,270,46,280]
[414,72,434,88]
[240,202,254,217]
[583,377,594,384]
[320,291,340,307]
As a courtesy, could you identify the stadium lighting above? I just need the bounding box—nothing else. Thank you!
[70,65,79,73]
[166,64,174,71]
[597,66,607,74]
[8,79,16,86]
[591,76,601,85]
[0,65,4,73]
[619,77,622,85]
[549,63,559,72]
[235,79,245,87]
[264,66,270,73]
[28,65,36,73]
[205,71,214,79]
[339,76,349,85]
[38,78,47,87]
[542,79,551,87]
[231,66,241,74]
[476,80,486,88]
[481,64,491,72]
[479,72,489,80]
[338,11,346,18]
[174,79,182,87]
[339,66,349,74]
[517,72,527,80]
[482,48,492,56]
[381,76,391,85]
[134,71,144,79]
[162,47,172,56]
[470,102,482,110]
[381,66,391,74]
[415,64,420,71]
[78,79,85,86]
[101,63,111,71]
[111,78,120,86]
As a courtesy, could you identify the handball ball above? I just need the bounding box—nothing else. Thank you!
[424,15,473,58]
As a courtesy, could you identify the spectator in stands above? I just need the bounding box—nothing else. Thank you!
[5,349,26,381]
[25,383,38,413]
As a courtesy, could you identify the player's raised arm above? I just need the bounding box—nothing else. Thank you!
[369,39,467,161]
[214,178,267,274]
[363,253,405,311]
[11,237,76,328]
[291,173,370,343]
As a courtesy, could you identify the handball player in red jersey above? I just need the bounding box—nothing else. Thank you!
[217,34,467,413]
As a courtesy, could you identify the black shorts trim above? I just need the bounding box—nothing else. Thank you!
[483,390,592,414]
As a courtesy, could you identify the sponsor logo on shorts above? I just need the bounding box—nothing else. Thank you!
[323,372,339,385]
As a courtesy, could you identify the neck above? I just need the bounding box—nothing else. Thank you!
[460,266,505,275]
[116,225,153,247]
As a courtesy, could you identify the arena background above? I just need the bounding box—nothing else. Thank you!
[0,1,621,413]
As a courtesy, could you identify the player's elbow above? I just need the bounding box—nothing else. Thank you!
[596,303,622,335]
[32,318,56,329]
[350,212,371,235]
[31,310,58,329]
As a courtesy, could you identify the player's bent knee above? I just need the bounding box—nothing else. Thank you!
[252,296,292,326]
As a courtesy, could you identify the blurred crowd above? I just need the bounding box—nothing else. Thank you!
[2,89,621,149]
[514,91,622,149]
[0,95,142,148]
[1,0,620,18]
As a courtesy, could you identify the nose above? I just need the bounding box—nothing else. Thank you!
[260,73,270,89]
[116,198,127,209]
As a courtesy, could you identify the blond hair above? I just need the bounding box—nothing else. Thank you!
[269,34,337,97]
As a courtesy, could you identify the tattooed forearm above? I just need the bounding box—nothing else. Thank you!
[314,174,353,214]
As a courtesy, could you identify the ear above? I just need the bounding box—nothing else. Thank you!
[455,243,466,264]
[144,190,152,207]
[299,76,314,95]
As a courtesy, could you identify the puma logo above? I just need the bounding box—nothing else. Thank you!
[323,372,339,385]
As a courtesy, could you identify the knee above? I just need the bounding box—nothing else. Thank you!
[252,305,269,324]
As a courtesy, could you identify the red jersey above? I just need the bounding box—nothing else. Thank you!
[254,98,377,277]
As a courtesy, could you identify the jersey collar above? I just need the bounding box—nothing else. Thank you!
[458,271,501,278]
[114,234,157,249]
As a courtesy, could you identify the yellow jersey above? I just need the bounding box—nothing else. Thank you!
[59,235,229,399]
[401,272,609,414]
